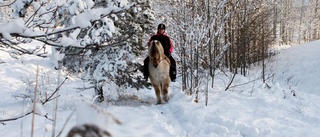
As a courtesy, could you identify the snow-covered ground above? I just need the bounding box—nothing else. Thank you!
[0,40,320,137]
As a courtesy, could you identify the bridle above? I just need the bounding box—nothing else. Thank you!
[150,40,169,68]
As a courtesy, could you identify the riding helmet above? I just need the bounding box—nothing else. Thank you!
[158,23,166,30]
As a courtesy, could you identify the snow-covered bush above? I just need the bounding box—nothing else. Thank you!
[61,0,154,92]
[0,0,154,97]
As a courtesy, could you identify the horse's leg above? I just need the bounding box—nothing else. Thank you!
[153,84,162,104]
[162,82,170,103]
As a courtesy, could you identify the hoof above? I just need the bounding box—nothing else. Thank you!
[156,101,162,105]
[162,95,169,103]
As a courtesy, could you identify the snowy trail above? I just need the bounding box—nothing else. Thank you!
[1,41,320,137]
[99,77,320,137]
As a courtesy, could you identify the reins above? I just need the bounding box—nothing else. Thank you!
[160,56,169,64]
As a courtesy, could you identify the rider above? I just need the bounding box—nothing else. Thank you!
[143,23,177,82]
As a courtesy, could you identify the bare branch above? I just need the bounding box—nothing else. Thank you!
[0,111,53,123]
[56,110,76,137]
[226,74,275,90]
[225,73,237,91]
[0,0,17,7]
[41,77,68,105]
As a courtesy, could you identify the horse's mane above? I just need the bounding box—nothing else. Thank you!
[150,41,158,56]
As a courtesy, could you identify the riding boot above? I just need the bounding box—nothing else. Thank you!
[170,67,176,82]
[143,57,150,80]
[169,56,176,82]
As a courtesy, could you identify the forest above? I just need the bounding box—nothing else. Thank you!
[0,0,320,136]
[0,0,319,97]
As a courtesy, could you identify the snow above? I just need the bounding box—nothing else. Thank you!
[270,40,320,95]
[0,18,25,37]
[49,47,65,68]
[0,40,319,137]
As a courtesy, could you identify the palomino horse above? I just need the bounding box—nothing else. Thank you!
[148,40,171,104]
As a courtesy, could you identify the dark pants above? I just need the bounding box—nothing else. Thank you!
[143,56,176,81]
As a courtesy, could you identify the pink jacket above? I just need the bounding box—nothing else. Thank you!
[148,32,173,55]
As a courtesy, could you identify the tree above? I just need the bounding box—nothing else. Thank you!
[154,0,232,99]
[153,0,284,102]
[0,0,154,101]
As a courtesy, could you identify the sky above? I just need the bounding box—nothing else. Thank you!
[0,39,319,137]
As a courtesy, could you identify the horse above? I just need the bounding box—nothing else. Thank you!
[148,40,171,104]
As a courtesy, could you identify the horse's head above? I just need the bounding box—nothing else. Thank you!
[149,40,164,68]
